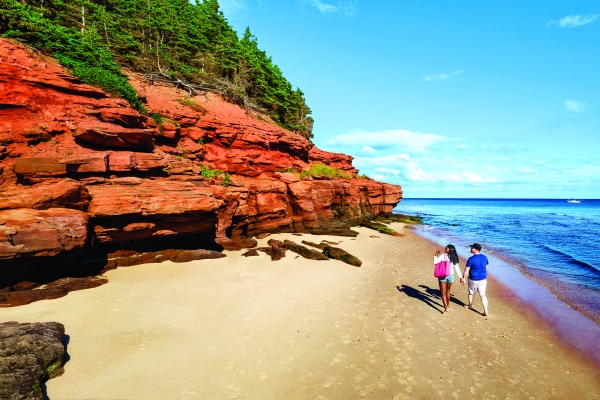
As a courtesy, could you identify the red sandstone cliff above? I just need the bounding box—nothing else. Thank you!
[0,39,402,303]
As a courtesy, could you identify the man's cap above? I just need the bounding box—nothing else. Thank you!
[470,243,482,251]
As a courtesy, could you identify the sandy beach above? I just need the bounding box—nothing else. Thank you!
[2,223,600,399]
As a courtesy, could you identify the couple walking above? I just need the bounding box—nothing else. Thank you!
[433,243,489,316]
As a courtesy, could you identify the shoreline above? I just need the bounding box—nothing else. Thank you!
[414,227,600,370]
[2,224,600,398]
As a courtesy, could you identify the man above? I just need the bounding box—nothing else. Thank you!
[460,243,489,316]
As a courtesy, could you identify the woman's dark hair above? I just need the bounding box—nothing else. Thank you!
[446,244,459,265]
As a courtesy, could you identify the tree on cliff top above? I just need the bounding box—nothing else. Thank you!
[0,0,314,137]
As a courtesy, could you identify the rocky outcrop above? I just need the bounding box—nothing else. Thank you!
[0,322,66,399]
[0,208,89,260]
[0,38,402,304]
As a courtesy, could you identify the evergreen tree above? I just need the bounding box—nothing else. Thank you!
[0,0,313,137]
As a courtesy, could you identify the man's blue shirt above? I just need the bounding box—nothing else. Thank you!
[466,254,488,281]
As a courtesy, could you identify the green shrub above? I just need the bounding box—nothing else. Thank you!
[150,113,163,125]
[223,173,230,187]
[201,164,222,178]
[299,163,353,180]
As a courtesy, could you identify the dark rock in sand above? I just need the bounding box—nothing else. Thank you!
[0,322,66,400]
[301,240,327,250]
[0,277,108,307]
[360,220,400,236]
[323,246,362,267]
[283,240,329,261]
[242,249,260,257]
[105,248,225,269]
[257,246,286,261]
[267,239,285,248]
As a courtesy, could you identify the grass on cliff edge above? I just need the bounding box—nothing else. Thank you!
[279,164,353,180]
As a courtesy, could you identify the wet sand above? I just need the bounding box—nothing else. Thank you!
[2,224,600,399]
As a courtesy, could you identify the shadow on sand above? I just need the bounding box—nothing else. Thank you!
[396,285,444,313]
[397,284,477,314]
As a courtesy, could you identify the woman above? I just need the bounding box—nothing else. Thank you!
[434,244,462,314]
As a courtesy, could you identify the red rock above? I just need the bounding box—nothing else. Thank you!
[0,208,89,259]
[97,107,146,128]
[59,153,108,173]
[133,153,167,171]
[0,180,90,211]
[108,152,135,171]
[13,158,66,177]
[87,181,223,217]
[274,172,300,184]
[155,119,180,142]
[73,121,154,150]
[0,38,404,304]
[184,127,206,142]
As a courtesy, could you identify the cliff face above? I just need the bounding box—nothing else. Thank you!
[0,39,402,302]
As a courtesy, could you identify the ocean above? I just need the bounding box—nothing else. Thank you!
[393,198,600,326]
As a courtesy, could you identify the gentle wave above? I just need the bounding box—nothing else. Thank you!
[537,243,600,274]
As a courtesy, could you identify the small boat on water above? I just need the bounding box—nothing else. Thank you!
[567,198,582,204]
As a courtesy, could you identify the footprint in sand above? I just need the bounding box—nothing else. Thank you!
[322,376,335,388]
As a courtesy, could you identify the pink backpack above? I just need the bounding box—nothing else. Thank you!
[434,255,452,278]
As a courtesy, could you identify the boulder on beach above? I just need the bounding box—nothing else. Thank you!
[0,322,67,400]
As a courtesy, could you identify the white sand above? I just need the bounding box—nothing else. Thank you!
[2,224,599,399]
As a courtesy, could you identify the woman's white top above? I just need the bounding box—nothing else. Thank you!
[433,253,463,279]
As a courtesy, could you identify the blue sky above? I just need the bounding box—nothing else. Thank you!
[219,0,600,198]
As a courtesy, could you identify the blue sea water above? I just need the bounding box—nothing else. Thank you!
[393,198,600,292]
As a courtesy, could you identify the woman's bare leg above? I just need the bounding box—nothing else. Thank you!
[445,282,452,310]
[439,281,449,313]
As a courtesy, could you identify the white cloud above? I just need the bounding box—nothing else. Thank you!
[423,70,464,82]
[302,0,358,16]
[354,153,499,185]
[462,171,498,183]
[565,99,587,113]
[548,14,600,28]
[359,145,376,155]
[326,129,450,153]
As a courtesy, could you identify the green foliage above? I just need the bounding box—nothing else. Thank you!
[0,0,313,136]
[0,0,145,112]
[385,214,424,225]
[201,164,222,178]
[177,97,207,114]
[223,172,230,187]
[299,163,353,180]
[150,112,163,124]
[197,137,204,146]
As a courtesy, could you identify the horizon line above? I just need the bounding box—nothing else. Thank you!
[400,197,598,201]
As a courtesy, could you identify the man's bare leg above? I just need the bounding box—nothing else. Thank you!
[481,294,489,316]
[465,293,474,310]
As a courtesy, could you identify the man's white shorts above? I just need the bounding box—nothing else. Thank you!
[468,279,487,296]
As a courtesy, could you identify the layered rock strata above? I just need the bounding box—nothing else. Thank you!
[0,39,402,304]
